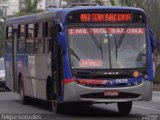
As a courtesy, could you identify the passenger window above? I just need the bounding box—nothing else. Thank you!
[35,22,43,38]
[6,26,13,53]
[7,26,13,40]
[35,22,44,53]
[44,21,54,53]
[26,24,34,54]
[17,25,25,54]
[20,25,25,39]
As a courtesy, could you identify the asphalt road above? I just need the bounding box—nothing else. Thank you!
[0,91,160,120]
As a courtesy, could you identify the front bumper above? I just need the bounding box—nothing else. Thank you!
[63,80,152,102]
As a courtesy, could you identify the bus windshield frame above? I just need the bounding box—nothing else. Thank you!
[67,23,147,70]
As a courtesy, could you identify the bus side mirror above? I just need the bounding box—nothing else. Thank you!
[149,29,157,52]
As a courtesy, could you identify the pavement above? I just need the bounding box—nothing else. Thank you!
[153,84,160,91]
[0,91,160,120]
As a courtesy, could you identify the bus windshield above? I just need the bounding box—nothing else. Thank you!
[68,26,146,69]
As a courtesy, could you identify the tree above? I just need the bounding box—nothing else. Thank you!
[110,0,115,6]
[143,0,160,83]
[17,0,44,16]
[114,0,160,83]
[118,0,144,7]
[94,0,104,5]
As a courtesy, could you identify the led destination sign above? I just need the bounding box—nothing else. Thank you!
[67,11,145,23]
[80,13,132,22]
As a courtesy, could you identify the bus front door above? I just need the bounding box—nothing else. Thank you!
[52,23,63,101]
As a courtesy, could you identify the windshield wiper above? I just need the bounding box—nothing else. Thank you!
[84,24,102,50]
[114,36,118,60]
[70,48,81,61]
[84,24,103,60]
[114,26,129,60]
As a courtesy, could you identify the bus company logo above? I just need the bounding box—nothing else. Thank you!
[116,79,128,84]
[68,28,107,35]
[108,28,145,34]
[102,80,109,85]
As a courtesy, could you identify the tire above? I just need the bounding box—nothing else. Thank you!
[5,86,10,91]
[78,102,93,106]
[51,101,64,113]
[117,102,132,114]
[19,78,29,105]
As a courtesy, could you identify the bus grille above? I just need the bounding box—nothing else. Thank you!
[80,92,140,99]
[78,82,142,88]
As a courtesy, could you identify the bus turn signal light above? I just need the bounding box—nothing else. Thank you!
[133,71,139,78]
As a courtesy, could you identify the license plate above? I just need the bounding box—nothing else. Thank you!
[104,91,119,97]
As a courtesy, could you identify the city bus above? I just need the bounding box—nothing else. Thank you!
[5,5,157,114]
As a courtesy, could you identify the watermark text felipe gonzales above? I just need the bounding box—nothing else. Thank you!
[142,114,159,120]
[1,114,42,120]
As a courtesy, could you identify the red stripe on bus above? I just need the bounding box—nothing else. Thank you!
[63,79,74,84]
[79,79,105,85]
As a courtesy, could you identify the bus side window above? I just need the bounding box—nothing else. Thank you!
[44,21,54,53]
[26,24,34,54]
[17,25,25,54]
[6,26,13,53]
[35,22,44,54]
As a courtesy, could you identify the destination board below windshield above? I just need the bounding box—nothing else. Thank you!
[68,28,145,35]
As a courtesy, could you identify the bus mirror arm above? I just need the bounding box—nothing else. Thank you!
[149,28,157,52]
[58,33,66,55]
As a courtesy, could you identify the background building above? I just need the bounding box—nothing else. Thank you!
[0,0,8,15]
[0,0,116,16]
[19,0,25,10]
[7,0,19,15]
[0,0,19,16]
[37,0,47,10]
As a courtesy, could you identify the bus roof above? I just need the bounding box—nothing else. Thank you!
[6,6,146,25]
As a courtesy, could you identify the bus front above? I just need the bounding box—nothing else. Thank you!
[64,8,152,114]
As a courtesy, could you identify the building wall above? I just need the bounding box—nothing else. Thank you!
[0,0,9,16]
[7,0,19,15]
[0,0,19,16]
[0,0,118,16]
[37,0,47,10]
[47,0,59,7]
[19,0,25,10]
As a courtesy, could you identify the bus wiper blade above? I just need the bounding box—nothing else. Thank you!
[70,48,81,61]
[117,28,127,49]
[114,36,118,60]
[84,24,102,50]
[114,26,129,60]
[84,24,103,61]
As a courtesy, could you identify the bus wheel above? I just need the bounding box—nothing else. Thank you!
[51,101,64,113]
[117,102,132,114]
[20,80,28,105]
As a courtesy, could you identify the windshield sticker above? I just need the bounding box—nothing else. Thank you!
[68,28,107,35]
[80,59,102,67]
[108,28,145,34]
